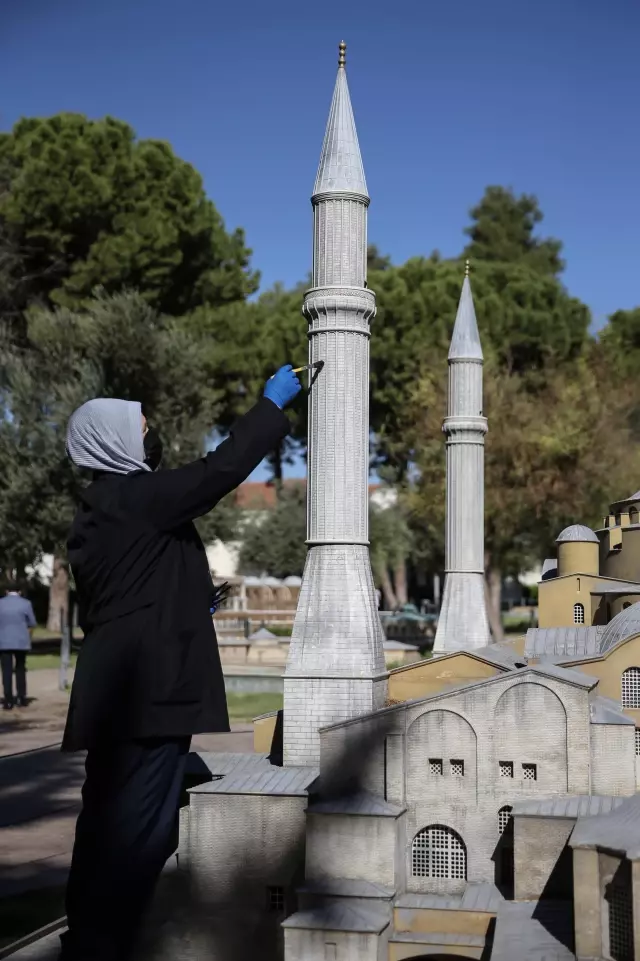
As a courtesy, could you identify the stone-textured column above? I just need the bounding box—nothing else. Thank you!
[283,43,386,767]
[433,269,491,652]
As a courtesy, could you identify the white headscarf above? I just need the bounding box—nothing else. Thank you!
[66,398,150,475]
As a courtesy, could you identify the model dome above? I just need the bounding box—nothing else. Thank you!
[556,524,599,544]
[599,601,640,654]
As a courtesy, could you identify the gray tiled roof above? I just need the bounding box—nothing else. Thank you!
[570,792,640,857]
[282,901,389,933]
[189,752,318,796]
[491,900,575,960]
[556,524,599,543]
[512,795,625,819]
[525,626,603,659]
[528,662,598,689]
[307,791,405,818]
[396,882,503,914]
[473,644,524,668]
[590,580,640,595]
[541,558,558,579]
[599,601,640,652]
[299,878,395,900]
[590,695,635,725]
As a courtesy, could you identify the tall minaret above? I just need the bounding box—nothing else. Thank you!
[283,43,386,767]
[433,264,491,652]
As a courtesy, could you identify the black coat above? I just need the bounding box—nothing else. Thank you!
[62,398,289,752]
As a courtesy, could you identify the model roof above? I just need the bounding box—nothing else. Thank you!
[590,695,635,725]
[313,43,368,198]
[598,600,640,652]
[525,626,603,660]
[448,273,483,361]
[570,791,640,858]
[555,524,599,544]
[320,664,597,733]
[512,795,625,819]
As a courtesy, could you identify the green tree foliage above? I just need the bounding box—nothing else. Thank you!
[463,186,564,277]
[238,485,307,578]
[0,290,235,625]
[0,114,257,328]
[369,499,414,608]
[370,257,591,478]
[599,307,640,372]
[191,281,310,483]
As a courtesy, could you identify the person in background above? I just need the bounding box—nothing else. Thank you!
[0,588,36,710]
[60,364,301,961]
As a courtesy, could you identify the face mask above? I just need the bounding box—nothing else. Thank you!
[143,427,163,471]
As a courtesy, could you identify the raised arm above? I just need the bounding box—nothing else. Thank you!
[134,397,291,530]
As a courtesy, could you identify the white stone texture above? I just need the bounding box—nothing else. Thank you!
[284,929,386,961]
[284,51,386,767]
[317,669,617,898]
[434,276,491,652]
[590,722,636,795]
[305,812,404,889]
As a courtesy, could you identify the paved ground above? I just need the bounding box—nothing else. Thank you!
[0,668,253,901]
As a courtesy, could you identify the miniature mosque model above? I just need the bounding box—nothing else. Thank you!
[158,44,640,961]
[10,41,640,961]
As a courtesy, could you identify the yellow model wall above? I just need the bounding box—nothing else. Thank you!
[387,653,505,703]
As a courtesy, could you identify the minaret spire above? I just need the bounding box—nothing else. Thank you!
[283,45,386,767]
[433,268,491,652]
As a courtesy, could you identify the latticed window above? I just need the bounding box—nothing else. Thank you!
[635,729,640,757]
[499,761,514,778]
[266,886,285,913]
[450,759,464,776]
[498,806,513,834]
[411,825,467,879]
[608,880,633,960]
[573,603,585,624]
[429,758,443,776]
[523,763,537,781]
[622,668,640,709]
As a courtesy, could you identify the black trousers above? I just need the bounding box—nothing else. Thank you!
[1,650,27,704]
[60,736,190,961]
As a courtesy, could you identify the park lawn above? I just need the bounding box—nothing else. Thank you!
[26,653,78,671]
[226,692,282,722]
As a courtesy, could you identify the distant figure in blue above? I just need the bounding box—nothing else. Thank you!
[0,588,36,709]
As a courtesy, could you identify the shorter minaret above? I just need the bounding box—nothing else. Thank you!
[433,263,491,652]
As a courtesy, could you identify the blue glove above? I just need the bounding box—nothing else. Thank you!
[264,364,302,409]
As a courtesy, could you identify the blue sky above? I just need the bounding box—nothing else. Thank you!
[1,0,638,478]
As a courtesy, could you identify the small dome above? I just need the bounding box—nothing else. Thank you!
[599,602,640,654]
[556,524,599,544]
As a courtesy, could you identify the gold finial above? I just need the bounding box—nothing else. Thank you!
[465,259,470,277]
[338,41,346,68]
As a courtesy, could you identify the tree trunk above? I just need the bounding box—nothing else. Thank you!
[47,555,69,634]
[393,561,408,606]
[378,566,398,611]
[484,562,504,643]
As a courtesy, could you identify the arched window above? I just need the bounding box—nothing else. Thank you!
[411,825,466,879]
[622,668,640,709]
[574,603,585,624]
[498,806,513,834]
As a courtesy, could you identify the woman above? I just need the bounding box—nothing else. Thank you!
[60,365,301,961]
